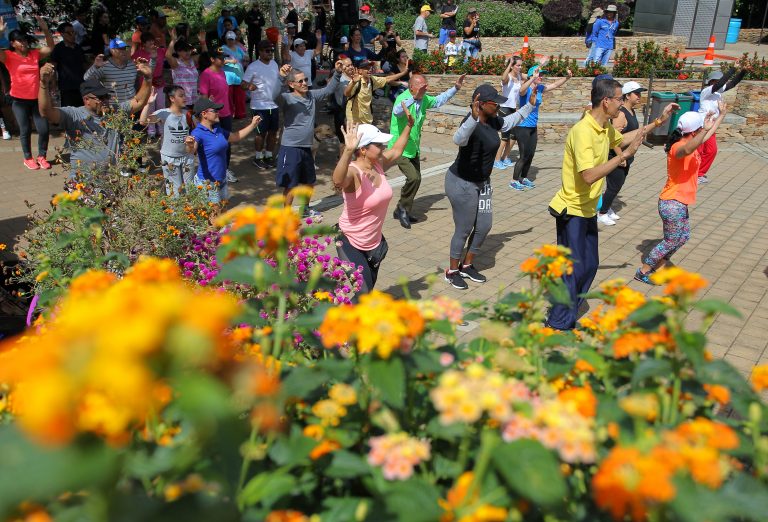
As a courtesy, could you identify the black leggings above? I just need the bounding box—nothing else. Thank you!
[512,126,537,181]
[599,165,629,214]
[11,98,49,160]
[336,233,380,300]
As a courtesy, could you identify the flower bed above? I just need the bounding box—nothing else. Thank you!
[2,182,768,520]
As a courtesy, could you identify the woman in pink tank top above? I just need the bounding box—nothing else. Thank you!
[332,113,414,297]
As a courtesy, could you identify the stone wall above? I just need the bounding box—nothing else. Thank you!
[396,35,688,59]
[737,28,768,44]
[371,76,768,143]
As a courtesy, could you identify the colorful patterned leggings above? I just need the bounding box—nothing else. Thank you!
[644,199,690,269]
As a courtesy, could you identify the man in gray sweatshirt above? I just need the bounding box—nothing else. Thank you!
[275,60,343,208]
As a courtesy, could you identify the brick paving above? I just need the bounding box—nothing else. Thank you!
[1,123,767,378]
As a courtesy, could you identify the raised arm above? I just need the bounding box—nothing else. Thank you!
[580,130,643,184]
[84,54,107,81]
[622,102,679,145]
[500,92,535,132]
[381,102,415,169]
[129,58,154,114]
[313,30,323,57]
[544,69,572,92]
[310,62,342,101]
[332,122,360,191]
[501,59,513,85]
[138,89,159,124]
[724,68,747,92]
[281,36,292,64]
[384,68,408,84]
[38,63,60,125]
[229,113,261,142]
[166,33,179,68]
[37,16,55,59]
[463,20,475,36]
[432,73,465,109]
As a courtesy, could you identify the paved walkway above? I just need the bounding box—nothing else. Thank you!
[1,123,767,378]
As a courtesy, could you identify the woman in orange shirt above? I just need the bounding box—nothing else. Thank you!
[635,104,726,284]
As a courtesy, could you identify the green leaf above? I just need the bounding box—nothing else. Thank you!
[214,256,276,289]
[694,299,742,318]
[426,416,470,441]
[326,450,371,479]
[544,351,571,378]
[697,360,758,415]
[239,470,296,508]
[368,357,406,409]
[383,478,443,522]
[670,473,768,522]
[627,301,667,324]
[428,319,455,336]
[411,350,444,374]
[321,497,368,521]
[675,331,707,369]
[281,366,330,399]
[492,439,566,507]
[498,291,529,307]
[631,358,673,386]
[433,454,463,479]
[545,278,571,306]
[268,426,317,467]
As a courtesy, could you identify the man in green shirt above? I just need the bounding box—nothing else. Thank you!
[389,73,465,229]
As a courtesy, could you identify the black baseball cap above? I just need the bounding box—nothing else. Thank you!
[257,39,274,50]
[80,79,110,97]
[472,84,507,104]
[193,98,224,115]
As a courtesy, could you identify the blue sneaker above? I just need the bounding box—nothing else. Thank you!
[493,160,508,170]
[634,268,657,286]
[509,180,526,191]
[502,158,514,167]
[521,178,535,188]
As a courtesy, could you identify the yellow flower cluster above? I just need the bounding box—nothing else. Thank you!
[579,283,647,337]
[216,198,302,257]
[319,291,425,359]
[440,472,508,522]
[414,295,464,325]
[0,257,239,446]
[593,418,739,521]
[310,383,357,427]
[51,190,82,206]
[750,364,768,392]
[430,364,532,425]
[520,244,574,279]
[651,266,708,297]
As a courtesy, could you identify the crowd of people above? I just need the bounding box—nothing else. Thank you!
[0,3,747,328]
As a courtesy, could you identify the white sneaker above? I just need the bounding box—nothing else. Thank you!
[607,208,620,220]
[2,130,10,140]
[226,169,238,183]
[597,213,616,226]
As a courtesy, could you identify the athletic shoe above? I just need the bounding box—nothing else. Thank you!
[263,156,275,167]
[521,178,535,188]
[23,158,39,170]
[303,208,323,219]
[698,176,709,184]
[597,213,616,226]
[607,208,620,220]
[119,171,132,177]
[251,157,269,169]
[509,180,526,191]
[226,169,238,183]
[459,264,487,283]
[502,157,514,167]
[2,130,10,140]
[634,268,657,286]
[36,156,51,170]
[493,160,507,170]
[445,269,468,290]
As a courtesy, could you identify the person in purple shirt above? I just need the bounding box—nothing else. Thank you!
[188,98,261,204]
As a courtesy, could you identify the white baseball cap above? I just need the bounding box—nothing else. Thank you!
[225,31,237,40]
[357,124,392,148]
[293,37,307,46]
[621,81,647,95]
[677,112,704,133]
[340,36,349,44]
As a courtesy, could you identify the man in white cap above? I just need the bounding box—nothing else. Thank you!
[281,31,323,86]
[696,67,746,183]
[413,5,435,54]
[584,4,618,66]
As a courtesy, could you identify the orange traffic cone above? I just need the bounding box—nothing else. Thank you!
[703,36,715,66]
[521,35,529,56]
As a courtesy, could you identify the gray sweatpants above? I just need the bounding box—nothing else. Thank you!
[161,154,196,197]
[445,169,493,260]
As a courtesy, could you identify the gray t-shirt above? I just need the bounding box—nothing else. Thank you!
[59,101,132,170]
[279,72,340,148]
[413,15,429,50]
[153,109,191,158]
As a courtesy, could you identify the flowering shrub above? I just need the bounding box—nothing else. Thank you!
[722,53,768,80]
[2,202,768,521]
[612,41,696,79]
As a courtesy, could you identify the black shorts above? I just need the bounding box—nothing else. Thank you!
[275,146,316,188]
[499,106,516,140]
[252,108,280,134]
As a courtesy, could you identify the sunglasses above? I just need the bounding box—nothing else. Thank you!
[85,94,111,101]
[204,108,220,114]
[292,78,309,84]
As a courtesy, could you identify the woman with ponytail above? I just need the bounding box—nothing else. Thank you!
[634,103,726,284]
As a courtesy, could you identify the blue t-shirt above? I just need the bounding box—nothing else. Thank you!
[347,46,377,65]
[361,26,380,45]
[518,85,545,128]
[191,124,231,182]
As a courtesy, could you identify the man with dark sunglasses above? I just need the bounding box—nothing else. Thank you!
[38,60,154,177]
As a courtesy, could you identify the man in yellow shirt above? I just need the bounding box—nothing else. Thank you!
[344,60,408,124]
[546,79,644,330]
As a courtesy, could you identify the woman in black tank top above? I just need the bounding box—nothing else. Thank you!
[598,81,671,225]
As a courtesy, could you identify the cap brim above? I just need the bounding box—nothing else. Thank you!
[84,87,111,97]
[371,132,393,143]
[488,94,508,104]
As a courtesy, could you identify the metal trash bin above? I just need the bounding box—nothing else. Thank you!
[667,93,694,133]
[649,92,678,137]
